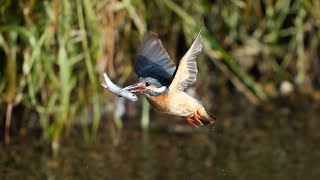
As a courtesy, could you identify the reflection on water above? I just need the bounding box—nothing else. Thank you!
[1,96,320,179]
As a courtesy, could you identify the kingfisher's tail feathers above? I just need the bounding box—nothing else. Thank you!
[207,111,218,121]
[200,111,217,125]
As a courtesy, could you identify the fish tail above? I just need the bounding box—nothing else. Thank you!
[101,73,109,88]
[101,80,108,88]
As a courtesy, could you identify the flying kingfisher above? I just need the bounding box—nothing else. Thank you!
[123,29,217,127]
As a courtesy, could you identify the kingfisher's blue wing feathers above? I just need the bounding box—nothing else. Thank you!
[134,33,176,86]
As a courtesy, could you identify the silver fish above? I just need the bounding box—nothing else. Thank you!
[101,73,138,101]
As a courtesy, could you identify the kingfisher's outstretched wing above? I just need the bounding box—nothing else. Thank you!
[134,33,176,87]
[169,29,202,91]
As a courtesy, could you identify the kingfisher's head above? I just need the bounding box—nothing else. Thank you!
[123,77,168,96]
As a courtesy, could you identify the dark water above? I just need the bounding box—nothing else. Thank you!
[1,96,320,179]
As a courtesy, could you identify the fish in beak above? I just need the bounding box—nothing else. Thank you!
[122,82,147,93]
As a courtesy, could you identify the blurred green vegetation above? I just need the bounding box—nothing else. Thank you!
[0,0,320,147]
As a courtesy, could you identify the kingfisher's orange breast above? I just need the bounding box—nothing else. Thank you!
[146,93,170,113]
[145,90,204,117]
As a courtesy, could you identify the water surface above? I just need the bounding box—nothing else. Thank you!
[1,96,320,179]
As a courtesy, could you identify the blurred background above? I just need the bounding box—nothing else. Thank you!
[1,0,320,179]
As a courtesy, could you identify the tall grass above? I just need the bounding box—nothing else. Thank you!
[0,0,319,147]
[0,0,103,148]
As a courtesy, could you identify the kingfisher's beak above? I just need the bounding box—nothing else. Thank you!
[122,82,147,93]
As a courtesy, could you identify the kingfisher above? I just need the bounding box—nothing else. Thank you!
[123,28,217,127]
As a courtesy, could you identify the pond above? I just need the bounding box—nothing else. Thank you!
[1,95,320,179]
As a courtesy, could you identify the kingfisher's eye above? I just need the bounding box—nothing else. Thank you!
[146,82,150,86]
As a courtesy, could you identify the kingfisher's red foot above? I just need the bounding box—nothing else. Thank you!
[193,111,203,125]
[186,117,197,127]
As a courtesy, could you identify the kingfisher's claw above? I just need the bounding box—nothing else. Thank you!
[186,117,197,127]
[193,111,203,125]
